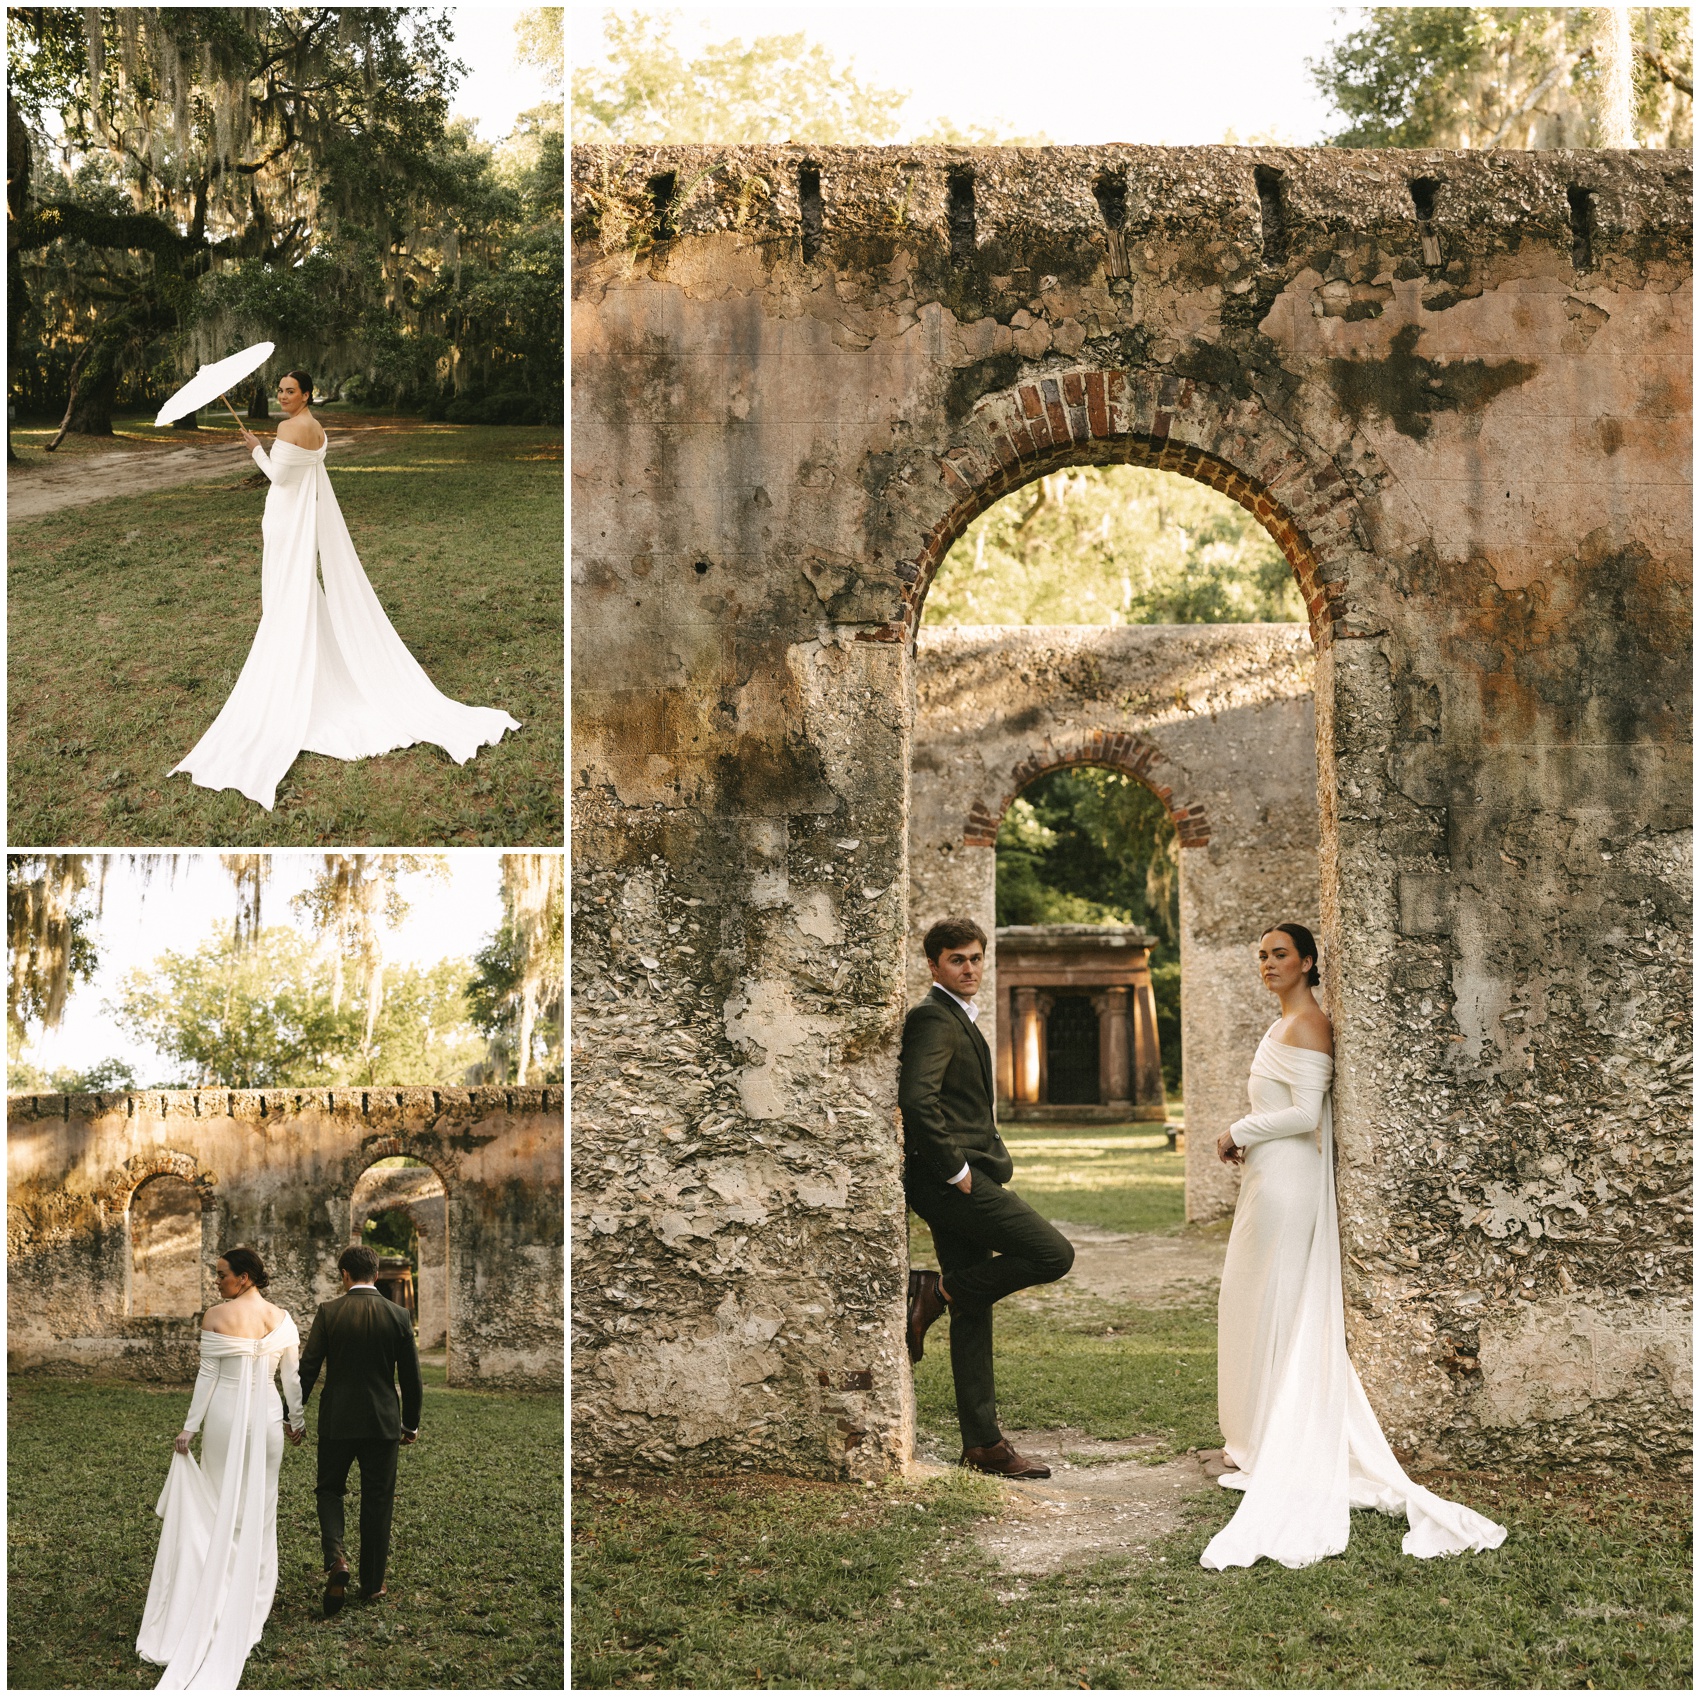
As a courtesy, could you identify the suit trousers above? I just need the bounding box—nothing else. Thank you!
[316,1436,400,1593]
[904,1170,1075,1451]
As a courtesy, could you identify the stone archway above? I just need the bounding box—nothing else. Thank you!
[350,1161,450,1351]
[910,622,1318,1221]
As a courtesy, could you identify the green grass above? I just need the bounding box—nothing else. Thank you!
[576,1121,1692,1689]
[572,1467,1692,1689]
[9,1374,563,1689]
[8,420,562,845]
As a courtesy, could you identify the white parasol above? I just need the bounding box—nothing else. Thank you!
[154,340,276,427]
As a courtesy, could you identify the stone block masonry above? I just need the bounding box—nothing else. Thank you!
[8,1088,563,1391]
[573,144,1691,1475]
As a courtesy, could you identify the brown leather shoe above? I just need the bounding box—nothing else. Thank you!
[961,1438,1051,1479]
[323,1557,349,1618]
[906,1270,948,1363]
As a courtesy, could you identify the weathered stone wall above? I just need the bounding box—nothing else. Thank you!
[572,143,1692,1474]
[8,1088,563,1390]
[909,624,1319,1221]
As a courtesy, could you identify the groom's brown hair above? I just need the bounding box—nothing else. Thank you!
[339,1244,380,1282]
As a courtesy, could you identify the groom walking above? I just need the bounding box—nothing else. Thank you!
[901,917,1074,1479]
[298,1244,423,1616]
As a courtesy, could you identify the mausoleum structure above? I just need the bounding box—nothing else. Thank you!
[8,1087,564,1390]
[572,143,1692,1479]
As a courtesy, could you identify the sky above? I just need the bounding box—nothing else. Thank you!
[569,4,1362,145]
[448,5,559,142]
[20,854,506,1084]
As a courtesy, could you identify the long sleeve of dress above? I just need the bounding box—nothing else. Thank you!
[1231,1073,1330,1147]
[181,1353,219,1434]
[277,1339,305,1429]
[250,444,275,482]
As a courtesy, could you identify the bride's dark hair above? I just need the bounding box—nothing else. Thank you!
[282,368,313,401]
[1263,922,1321,986]
[219,1245,269,1289]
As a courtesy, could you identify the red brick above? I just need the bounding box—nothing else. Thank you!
[1085,371,1109,437]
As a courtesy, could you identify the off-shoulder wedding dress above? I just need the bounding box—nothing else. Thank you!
[171,436,519,809]
[138,1317,304,1689]
[1200,1029,1507,1570]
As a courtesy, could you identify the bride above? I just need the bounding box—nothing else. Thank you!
[138,1246,304,1689]
[1201,922,1507,1571]
[171,369,520,810]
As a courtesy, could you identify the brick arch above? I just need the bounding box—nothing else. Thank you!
[963,731,1210,850]
[98,1149,217,1225]
[895,368,1368,646]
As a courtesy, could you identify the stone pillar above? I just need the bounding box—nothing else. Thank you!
[1012,986,1042,1104]
[1098,988,1133,1109]
[1035,992,1054,1104]
[996,986,1014,1103]
[1130,962,1165,1119]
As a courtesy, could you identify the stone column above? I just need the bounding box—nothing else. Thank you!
[1130,961,1166,1119]
[996,985,1014,1104]
[1011,986,1042,1104]
[1035,992,1055,1104]
[1098,987,1133,1109]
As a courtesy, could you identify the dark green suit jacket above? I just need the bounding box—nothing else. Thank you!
[298,1287,423,1442]
[898,986,1014,1186]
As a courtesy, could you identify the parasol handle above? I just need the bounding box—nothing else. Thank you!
[218,391,249,430]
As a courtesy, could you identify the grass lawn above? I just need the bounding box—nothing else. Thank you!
[9,1371,564,1689]
[574,1123,1693,1689]
[8,416,561,845]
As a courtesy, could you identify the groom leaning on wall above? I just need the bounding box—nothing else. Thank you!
[298,1243,424,1617]
[901,916,1075,1479]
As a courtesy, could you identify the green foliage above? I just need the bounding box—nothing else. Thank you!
[925,465,1304,629]
[7,1055,138,1094]
[1310,7,1693,149]
[109,926,483,1088]
[468,920,564,1084]
[362,1205,419,1272]
[573,8,906,144]
[6,422,564,846]
[10,1375,563,1689]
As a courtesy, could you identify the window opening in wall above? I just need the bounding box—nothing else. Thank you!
[128,1175,202,1316]
[1409,176,1443,267]
[1253,165,1286,266]
[353,1157,450,1360]
[799,163,824,263]
[1093,170,1129,279]
[648,170,678,243]
[1567,185,1595,270]
[947,168,976,264]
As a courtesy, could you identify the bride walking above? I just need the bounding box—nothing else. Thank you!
[1201,923,1507,1571]
[171,370,519,810]
[138,1247,304,1689]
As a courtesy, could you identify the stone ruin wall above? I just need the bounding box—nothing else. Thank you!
[8,1088,564,1391]
[909,623,1319,1223]
[572,143,1692,1476]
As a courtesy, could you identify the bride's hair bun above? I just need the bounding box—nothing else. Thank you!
[220,1245,269,1289]
[1263,922,1321,986]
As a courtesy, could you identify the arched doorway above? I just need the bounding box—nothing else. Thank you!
[127,1174,203,1317]
[350,1158,450,1363]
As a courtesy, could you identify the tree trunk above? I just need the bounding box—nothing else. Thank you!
[246,377,269,421]
[172,412,199,431]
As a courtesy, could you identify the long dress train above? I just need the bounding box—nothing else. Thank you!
[1200,1030,1507,1570]
[138,1319,304,1689]
[171,438,520,809]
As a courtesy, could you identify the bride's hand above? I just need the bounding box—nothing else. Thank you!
[174,1431,194,1455]
[1216,1130,1243,1165]
[238,425,260,450]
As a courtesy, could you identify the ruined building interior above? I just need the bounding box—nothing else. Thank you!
[572,142,1690,1478]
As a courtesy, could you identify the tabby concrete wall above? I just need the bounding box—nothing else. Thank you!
[7,1088,563,1390]
[909,624,1319,1223]
[572,143,1692,1475]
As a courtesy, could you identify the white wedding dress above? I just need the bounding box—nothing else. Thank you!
[138,1318,304,1689]
[1201,1028,1507,1570]
[171,436,520,809]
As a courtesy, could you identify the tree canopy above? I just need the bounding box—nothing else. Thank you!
[1310,7,1692,149]
[8,6,563,442]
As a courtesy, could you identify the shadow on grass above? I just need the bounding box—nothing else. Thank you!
[9,1374,563,1689]
[8,422,562,846]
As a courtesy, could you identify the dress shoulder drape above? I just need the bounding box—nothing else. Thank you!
[1201,1031,1507,1570]
[171,439,519,809]
[138,1318,303,1689]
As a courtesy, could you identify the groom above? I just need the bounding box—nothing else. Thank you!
[901,917,1074,1479]
[298,1244,423,1616]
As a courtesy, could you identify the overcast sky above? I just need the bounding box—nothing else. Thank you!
[449,5,559,142]
[569,4,1363,145]
[20,854,506,1084]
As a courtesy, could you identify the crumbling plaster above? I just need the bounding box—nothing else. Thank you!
[8,1088,563,1391]
[572,144,1691,1475]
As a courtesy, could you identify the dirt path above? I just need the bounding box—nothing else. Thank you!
[916,1222,1234,1576]
[8,423,415,523]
